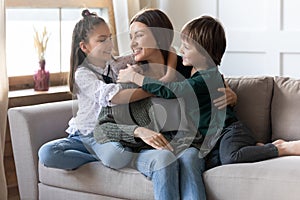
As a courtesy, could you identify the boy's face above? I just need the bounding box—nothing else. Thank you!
[179,39,207,69]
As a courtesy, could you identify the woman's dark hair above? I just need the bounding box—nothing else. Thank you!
[130,8,174,65]
[181,15,226,66]
[69,9,106,93]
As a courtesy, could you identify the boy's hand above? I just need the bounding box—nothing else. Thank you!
[132,64,144,74]
[117,64,137,83]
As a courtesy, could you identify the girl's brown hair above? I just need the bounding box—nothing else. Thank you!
[69,9,106,93]
[181,15,226,66]
[130,8,174,65]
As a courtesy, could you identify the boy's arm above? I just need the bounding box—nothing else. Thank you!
[117,65,192,99]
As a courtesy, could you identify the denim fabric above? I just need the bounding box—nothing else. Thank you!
[134,147,206,200]
[38,132,133,170]
[219,121,278,164]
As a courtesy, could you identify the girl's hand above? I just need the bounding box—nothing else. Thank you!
[117,64,136,83]
[134,127,174,151]
[213,81,237,109]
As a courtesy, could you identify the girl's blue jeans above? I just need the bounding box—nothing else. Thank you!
[39,133,206,200]
[38,131,133,170]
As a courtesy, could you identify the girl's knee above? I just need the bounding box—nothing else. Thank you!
[38,139,73,167]
[38,142,59,164]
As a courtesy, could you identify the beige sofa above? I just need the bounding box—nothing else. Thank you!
[8,76,300,200]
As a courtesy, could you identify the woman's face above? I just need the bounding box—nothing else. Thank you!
[81,23,113,67]
[129,22,159,62]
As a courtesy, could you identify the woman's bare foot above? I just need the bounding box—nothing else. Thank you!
[256,142,264,146]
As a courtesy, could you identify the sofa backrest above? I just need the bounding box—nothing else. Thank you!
[271,76,300,141]
[227,77,274,143]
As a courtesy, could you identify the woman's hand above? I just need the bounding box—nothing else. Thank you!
[134,127,174,151]
[213,81,237,109]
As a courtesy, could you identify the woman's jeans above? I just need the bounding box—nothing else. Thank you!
[134,147,206,200]
[38,132,133,170]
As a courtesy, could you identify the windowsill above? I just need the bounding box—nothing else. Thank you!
[8,85,70,98]
[8,85,72,108]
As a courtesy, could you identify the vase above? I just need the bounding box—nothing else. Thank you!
[33,59,50,91]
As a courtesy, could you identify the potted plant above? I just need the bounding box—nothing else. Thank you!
[33,27,50,91]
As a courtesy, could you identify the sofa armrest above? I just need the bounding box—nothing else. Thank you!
[8,100,76,200]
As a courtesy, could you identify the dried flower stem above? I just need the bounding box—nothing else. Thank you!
[33,26,50,61]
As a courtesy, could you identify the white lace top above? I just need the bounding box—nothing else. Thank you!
[66,55,135,136]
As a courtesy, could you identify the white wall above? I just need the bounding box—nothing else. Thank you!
[156,0,300,78]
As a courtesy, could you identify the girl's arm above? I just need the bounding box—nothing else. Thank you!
[110,88,153,104]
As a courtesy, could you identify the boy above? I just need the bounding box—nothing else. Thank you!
[117,15,281,166]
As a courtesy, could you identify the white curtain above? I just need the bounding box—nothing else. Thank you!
[0,0,8,199]
[112,0,157,55]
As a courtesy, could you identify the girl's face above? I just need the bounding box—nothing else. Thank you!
[129,22,159,62]
[179,39,206,69]
[81,23,113,67]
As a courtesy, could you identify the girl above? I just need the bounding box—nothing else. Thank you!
[38,9,181,170]
[38,10,134,170]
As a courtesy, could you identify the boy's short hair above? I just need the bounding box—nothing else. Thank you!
[181,16,226,66]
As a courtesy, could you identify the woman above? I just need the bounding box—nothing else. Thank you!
[94,9,236,200]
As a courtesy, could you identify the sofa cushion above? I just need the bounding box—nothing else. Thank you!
[39,184,122,200]
[39,162,154,200]
[204,156,300,200]
[271,76,300,141]
[226,76,273,143]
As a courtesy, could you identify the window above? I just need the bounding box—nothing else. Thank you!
[6,0,116,90]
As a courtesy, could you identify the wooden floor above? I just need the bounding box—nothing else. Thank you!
[5,125,20,200]
[8,186,20,200]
